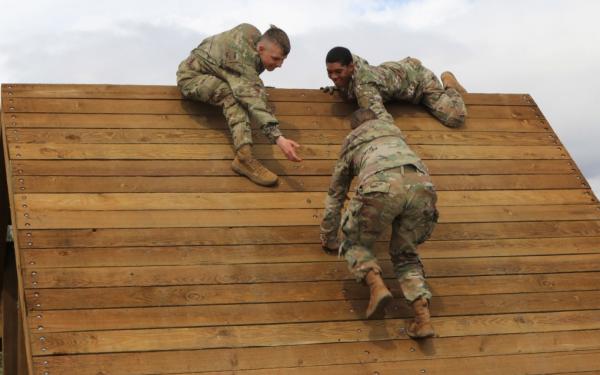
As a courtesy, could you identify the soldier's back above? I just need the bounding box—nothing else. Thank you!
[191,23,262,74]
[342,119,427,182]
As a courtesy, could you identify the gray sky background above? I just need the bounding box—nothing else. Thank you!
[1,0,598,195]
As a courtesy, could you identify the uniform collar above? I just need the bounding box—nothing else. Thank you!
[344,54,369,98]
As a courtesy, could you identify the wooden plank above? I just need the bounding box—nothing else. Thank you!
[10,159,577,176]
[27,290,600,333]
[4,97,540,119]
[14,204,600,229]
[9,143,335,160]
[20,236,600,268]
[14,190,595,211]
[6,128,559,146]
[30,331,600,375]
[13,174,585,193]
[3,112,550,132]
[4,84,535,105]
[28,310,600,354]
[170,350,600,375]
[18,221,600,248]
[8,143,567,160]
[22,254,600,288]
[15,192,328,210]
[24,272,600,310]
[16,208,323,229]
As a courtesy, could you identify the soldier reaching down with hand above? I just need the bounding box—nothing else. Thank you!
[177,23,301,186]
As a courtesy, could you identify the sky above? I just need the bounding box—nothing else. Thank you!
[0,0,598,195]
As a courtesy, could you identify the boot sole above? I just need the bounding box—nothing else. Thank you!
[406,330,435,339]
[366,293,393,319]
[231,163,278,187]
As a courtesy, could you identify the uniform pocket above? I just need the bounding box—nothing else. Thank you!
[359,181,390,194]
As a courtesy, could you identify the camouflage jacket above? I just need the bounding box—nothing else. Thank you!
[320,118,428,243]
[181,23,282,142]
[339,54,425,124]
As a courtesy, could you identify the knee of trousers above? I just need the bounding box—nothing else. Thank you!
[442,89,467,127]
[222,97,250,126]
[435,102,467,128]
[427,87,466,127]
[443,106,467,128]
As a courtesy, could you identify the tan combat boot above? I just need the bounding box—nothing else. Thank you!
[231,144,278,186]
[406,297,435,339]
[441,71,467,94]
[365,270,393,319]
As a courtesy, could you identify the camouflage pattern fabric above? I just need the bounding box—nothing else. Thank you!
[339,55,467,128]
[320,118,437,302]
[176,23,282,149]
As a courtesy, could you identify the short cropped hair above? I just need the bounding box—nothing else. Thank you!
[261,25,291,56]
[326,46,353,66]
[350,108,378,129]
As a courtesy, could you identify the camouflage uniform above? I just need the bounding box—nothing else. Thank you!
[176,23,282,149]
[320,119,438,303]
[340,55,466,128]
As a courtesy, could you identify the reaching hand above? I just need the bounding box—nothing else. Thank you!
[320,86,338,95]
[320,236,339,254]
[276,136,302,162]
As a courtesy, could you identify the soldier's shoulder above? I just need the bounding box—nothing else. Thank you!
[352,55,380,84]
[352,54,369,66]
[234,23,261,38]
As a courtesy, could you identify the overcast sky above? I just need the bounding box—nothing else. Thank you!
[1,0,598,195]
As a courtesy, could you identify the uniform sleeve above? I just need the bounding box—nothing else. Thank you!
[223,71,283,143]
[320,156,353,243]
[355,82,394,123]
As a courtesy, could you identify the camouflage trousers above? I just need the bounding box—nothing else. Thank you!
[396,58,467,128]
[340,165,438,302]
[420,70,466,128]
[176,59,253,150]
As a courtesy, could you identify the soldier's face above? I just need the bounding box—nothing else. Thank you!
[258,41,287,71]
[326,62,354,88]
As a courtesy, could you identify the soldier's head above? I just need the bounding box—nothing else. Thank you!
[350,108,377,129]
[326,46,355,89]
[258,25,290,71]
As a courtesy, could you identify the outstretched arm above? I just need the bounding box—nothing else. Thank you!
[355,83,394,123]
[226,73,302,161]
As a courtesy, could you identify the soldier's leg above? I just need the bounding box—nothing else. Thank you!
[389,168,438,338]
[341,192,388,281]
[389,170,438,303]
[419,67,467,128]
[177,71,253,150]
[341,173,408,279]
[177,63,277,186]
[341,187,398,318]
